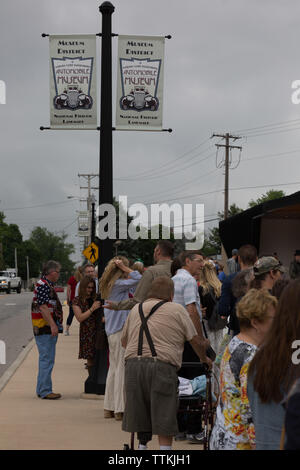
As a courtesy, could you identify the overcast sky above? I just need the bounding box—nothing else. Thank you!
[1,0,300,264]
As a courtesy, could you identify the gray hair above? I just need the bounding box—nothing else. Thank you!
[83,263,95,273]
[42,260,61,275]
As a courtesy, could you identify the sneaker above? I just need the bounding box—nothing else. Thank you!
[64,330,70,336]
[114,412,124,421]
[186,431,205,444]
[175,432,186,441]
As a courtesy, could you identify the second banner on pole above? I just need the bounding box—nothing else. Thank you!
[116,35,165,131]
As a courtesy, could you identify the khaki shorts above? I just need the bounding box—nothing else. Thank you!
[122,357,179,436]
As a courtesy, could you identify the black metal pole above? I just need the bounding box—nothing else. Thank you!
[84,1,114,395]
[98,1,114,276]
[91,201,95,243]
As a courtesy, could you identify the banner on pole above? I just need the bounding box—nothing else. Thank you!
[77,211,90,237]
[116,35,165,131]
[49,35,97,129]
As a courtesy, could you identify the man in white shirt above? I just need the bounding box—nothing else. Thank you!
[172,251,205,341]
[172,250,211,443]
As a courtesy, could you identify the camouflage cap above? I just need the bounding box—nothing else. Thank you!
[253,256,285,276]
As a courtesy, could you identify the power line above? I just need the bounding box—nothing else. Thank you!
[242,125,300,139]
[129,166,218,201]
[115,138,213,181]
[233,117,300,134]
[140,180,300,206]
[242,148,300,163]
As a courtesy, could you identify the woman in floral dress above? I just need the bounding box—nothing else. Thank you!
[210,288,277,450]
[72,276,101,375]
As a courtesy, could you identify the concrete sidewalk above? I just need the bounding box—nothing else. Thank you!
[0,309,202,450]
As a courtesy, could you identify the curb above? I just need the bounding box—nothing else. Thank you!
[0,338,35,393]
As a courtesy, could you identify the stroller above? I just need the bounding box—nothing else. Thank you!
[124,360,217,451]
[177,361,217,450]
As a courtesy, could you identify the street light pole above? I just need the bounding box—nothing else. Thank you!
[84,1,114,396]
[98,1,114,276]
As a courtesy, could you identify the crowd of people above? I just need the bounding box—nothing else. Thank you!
[31,243,300,450]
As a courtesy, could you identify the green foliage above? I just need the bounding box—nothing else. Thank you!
[248,190,286,208]
[29,227,75,281]
[0,211,23,271]
[204,204,244,255]
[204,190,287,255]
[0,211,75,281]
[217,203,244,220]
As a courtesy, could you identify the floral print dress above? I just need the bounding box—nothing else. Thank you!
[210,336,257,450]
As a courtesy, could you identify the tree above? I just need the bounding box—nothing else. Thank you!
[248,190,286,208]
[204,204,244,255]
[29,227,75,282]
[18,240,43,279]
[98,199,185,266]
[0,211,23,271]
[204,190,287,256]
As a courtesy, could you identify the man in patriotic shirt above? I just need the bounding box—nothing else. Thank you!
[31,260,62,400]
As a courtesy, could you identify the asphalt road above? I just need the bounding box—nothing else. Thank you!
[0,290,66,379]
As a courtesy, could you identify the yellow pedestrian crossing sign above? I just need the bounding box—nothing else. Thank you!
[83,242,98,263]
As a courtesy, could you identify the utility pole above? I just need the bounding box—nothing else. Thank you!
[26,256,30,290]
[14,248,18,275]
[211,133,242,219]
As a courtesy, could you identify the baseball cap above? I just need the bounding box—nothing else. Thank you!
[253,256,285,276]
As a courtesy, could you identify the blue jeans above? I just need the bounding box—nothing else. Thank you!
[35,334,58,398]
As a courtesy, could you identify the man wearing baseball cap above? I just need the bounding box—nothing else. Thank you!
[251,256,285,291]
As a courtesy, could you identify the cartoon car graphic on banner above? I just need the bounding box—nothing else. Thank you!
[119,58,161,112]
[51,56,94,112]
[120,86,159,111]
[54,86,93,110]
